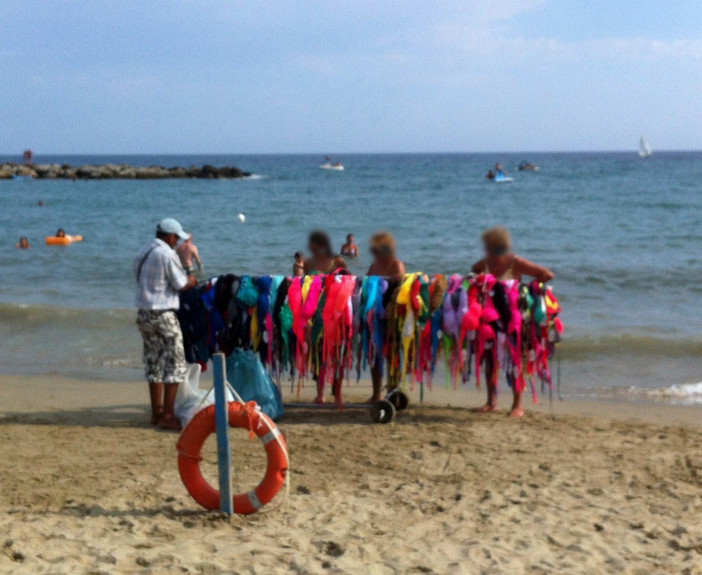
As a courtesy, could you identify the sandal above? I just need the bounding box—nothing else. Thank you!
[158,414,182,431]
[151,408,164,425]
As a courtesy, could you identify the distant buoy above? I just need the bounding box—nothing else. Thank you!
[237,213,246,223]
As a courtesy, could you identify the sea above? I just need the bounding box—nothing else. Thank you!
[1,153,701,405]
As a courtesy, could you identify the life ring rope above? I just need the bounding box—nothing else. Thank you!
[225,382,290,514]
[177,381,290,515]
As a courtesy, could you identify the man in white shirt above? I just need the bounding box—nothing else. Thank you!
[134,218,197,430]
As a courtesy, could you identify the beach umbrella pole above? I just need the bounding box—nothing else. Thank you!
[213,353,233,515]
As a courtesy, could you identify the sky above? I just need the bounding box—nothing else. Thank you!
[0,0,701,153]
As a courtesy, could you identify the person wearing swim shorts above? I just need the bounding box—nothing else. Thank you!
[367,231,406,402]
[134,218,197,430]
[472,226,554,418]
[176,232,202,275]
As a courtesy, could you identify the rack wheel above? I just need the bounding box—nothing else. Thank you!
[386,389,409,411]
[370,400,396,424]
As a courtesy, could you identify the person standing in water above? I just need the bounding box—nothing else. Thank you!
[340,234,359,258]
[292,252,305,276]
[303,230,347,274]
[472,226,554,418]
[367,231,405,278]
[176,233,202,275]
[134,218,197,430]
[367,231,406,402]
[301,231,347,404]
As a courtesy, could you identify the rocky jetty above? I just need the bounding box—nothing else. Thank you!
[0,163,252,180]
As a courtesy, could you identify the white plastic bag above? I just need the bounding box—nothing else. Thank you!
[174,363,234,428]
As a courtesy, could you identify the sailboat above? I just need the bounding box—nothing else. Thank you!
[638,135,652,159]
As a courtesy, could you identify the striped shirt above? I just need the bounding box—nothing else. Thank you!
[134,239,188,310]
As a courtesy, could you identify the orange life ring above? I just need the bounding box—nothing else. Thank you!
[46,235,83,246]
[176,402,288,514]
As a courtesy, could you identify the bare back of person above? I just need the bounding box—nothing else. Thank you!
[176,235,201,273]
[473,255,553,283]
[176,243,193,268]
[367,259,405,278]
[471,226,554,418]
[304,254,346,275]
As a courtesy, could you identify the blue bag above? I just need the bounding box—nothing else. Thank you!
[226,349,284,420]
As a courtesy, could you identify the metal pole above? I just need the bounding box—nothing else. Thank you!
[213,353,233,515]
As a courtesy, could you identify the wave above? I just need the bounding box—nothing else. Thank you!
[0,303,135,330]
[1,303,700,357]
[101,357,142,369]
[242,173,267,180]
[559,334,702,359]
[595,382,702,406]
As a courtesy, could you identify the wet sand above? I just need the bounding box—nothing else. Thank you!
[1,375,702,574]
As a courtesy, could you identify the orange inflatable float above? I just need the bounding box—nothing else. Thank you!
[46,235,83,246]
[177,402,288,514]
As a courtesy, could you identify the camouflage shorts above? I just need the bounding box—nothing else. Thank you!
[136,310,187,384]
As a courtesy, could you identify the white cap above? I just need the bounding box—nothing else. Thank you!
[156,218,189,240]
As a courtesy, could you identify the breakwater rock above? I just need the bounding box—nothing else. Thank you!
[0,163,252,180]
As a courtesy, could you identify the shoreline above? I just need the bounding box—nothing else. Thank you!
[1,374,700,429]
[2,302,700,406]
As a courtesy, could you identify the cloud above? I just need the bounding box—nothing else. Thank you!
[412,2,702,65]
[460,0,554,23]
[431,25,702,64]
[286,0,702,85]
[649,38,702,59]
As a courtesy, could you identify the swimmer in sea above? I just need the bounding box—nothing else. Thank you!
[472,226,554,418]
[56,228,66,238]
[340,234,359,258]
[176,233,202,275]
[292,252,305,277]
[16,237,30,249]
[303,230,347,275]
[367,231,406,402]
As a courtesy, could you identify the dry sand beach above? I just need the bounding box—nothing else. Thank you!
[1,375,702,575]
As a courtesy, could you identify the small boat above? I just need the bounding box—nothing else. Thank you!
[638,135,652,159]
[320,156,344,171]
[517,161,540,171]
[487,165,513,183]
